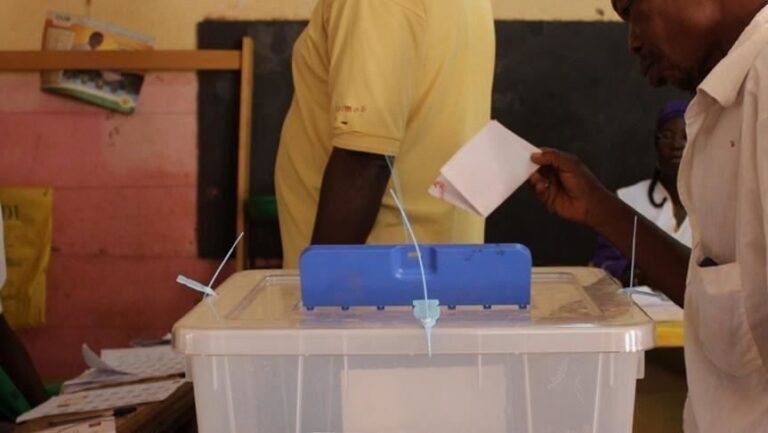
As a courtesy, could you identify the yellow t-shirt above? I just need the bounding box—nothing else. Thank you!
[276,0,495,268]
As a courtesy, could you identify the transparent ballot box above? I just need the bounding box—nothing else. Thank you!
[173,268,654,433]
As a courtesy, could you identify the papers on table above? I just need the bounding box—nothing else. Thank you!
[18,379,185,423]
[61,345,185,393]
[33,416,116,433]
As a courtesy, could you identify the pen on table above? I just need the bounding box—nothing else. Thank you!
[47,405,137,427]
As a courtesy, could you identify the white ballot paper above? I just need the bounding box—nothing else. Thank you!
[429,120,540,217]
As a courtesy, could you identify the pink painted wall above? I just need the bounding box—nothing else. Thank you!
[0,72,228,380]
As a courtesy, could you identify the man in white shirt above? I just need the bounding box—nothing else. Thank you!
[529,0,768,431]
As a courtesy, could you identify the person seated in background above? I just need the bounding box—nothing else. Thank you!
[592,100,691,286]
[0,203,47,431]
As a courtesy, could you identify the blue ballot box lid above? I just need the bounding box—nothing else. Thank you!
[299,244,533,310]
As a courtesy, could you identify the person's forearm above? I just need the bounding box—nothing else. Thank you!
[0,315,48,406]
[588,192,690,306]
[312,147,392,245]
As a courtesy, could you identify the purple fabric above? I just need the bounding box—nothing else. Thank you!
[656,99,689,130]
[592,235,629,280]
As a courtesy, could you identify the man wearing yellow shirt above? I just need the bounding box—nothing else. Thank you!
[276,0,496,268]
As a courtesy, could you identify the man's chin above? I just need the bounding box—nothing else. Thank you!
[643,69,674,88]
[644,70,695,91]
[667,73,699,92]
[643,68,669,88]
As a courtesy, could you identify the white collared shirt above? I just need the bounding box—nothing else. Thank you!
[617,179,692,247]
[679,5,768,432]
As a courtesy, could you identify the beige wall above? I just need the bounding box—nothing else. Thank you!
[0,0,619,50]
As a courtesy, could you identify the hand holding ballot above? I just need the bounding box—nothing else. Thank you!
[428,120,610,225]
[430,119,689,309]
[431,120,688,311]
[428,121,541,217]
[529,147,690,309]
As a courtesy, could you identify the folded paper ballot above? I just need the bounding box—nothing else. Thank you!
[429,120,541,217]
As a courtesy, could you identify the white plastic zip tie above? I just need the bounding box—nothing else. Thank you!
[176,232,244,299]
[385,155,412,244]
[621,216,663,299]
[389,188,440,356]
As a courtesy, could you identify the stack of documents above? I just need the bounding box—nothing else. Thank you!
[61,345,185,393]
[18,379,185,423]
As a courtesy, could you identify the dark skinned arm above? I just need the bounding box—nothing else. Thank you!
[530,149,690,306]
[311,147,392,245]
[0,314,48,407]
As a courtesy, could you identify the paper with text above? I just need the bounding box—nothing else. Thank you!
[18,379,184,423]
[63,345,185,393]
